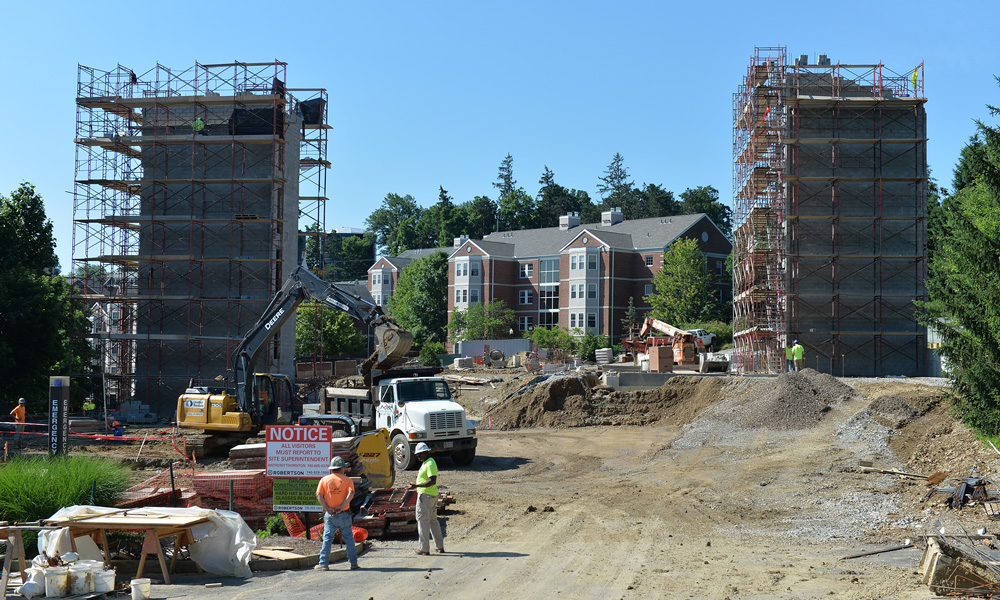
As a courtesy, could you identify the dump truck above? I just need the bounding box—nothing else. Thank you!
[175,266,413,455]
[323,366,477,470]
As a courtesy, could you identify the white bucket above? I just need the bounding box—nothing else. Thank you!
[43,567,68,598]
[130,578,151,600]
[68,564,93,594]
[93,569,116,593]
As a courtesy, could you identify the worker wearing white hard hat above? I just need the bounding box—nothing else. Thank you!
[314,455,359,570]
[406,442,445,555]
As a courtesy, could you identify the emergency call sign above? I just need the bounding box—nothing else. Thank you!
[265,425,333,478]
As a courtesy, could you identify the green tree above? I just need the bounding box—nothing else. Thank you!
[493,154,517,201]
[536,167,587,228]
[646,237,716,325]
[597,153,641,219]
[0,184,82,406]
[638,183,680,218]
[497,188,538,231]
[577,331,610,362]
[295,302,364,359]
[448,300,515,343]
[621,296,639,337]
[336,233,377,281]
[679,186,732,237]
[365,193,423,255]
[919,92,1000,433]
[459,196,497,240]
[387,251,449,349]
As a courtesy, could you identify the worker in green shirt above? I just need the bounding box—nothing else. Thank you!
[785,344,794,372]
[406,442,445,555]
[193,117,205,135]
[792,340,804,371]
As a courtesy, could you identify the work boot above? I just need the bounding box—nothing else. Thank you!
[350,564,360,570]
[313,564,328,571]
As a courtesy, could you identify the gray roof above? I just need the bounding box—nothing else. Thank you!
[477,213,720,258]
[398,247,451,260]
[331,280,374,304]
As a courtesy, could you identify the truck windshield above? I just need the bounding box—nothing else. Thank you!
[397,381,451,402]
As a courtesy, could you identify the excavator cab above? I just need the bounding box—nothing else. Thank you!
[253,373,295,425]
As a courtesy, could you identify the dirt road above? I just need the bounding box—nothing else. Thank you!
[160,371,981,599]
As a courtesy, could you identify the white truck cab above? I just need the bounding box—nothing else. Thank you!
[374,375,477,470]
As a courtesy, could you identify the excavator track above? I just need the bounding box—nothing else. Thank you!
[176,432,249,459]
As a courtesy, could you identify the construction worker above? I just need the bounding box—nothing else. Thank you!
[10,398,25,448]
[314,456,359,571]
[406,442,445,555]
[193,117,205,136]
[792,340,805,371]
[785,344,794,372]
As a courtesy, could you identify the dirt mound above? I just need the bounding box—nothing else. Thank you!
[704,369,858,430]
[867,394,920,429]
[486,374,728,430]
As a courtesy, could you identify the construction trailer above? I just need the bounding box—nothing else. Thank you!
[71,61,330,415]
[732,47,927,377]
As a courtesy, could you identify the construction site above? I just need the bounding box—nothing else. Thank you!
[7,50,1000,599]
[732,46,927,377]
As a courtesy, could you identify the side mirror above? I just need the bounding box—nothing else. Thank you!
[397,400,405,408]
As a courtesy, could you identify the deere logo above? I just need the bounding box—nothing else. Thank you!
[264,308,285,330]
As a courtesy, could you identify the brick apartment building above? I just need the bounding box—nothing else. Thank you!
[370,210,732,344]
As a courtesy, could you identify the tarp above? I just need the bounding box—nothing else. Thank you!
[39,505,257,578]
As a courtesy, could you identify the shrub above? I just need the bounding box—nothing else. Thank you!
[578,332,610,362]
[256,514,288,540]
[419,342,446,367]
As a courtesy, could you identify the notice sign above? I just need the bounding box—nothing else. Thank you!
[266,425,333,478]
[273,478,323,512]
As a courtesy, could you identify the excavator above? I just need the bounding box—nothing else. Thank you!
[176,265,413,455]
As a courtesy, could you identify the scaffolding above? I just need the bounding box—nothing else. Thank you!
[732,47,927,376]
[71,61,328,414]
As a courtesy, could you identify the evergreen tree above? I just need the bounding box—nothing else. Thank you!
[597,153,641,219]
[493,154,517,201]
[919,93,1000,434]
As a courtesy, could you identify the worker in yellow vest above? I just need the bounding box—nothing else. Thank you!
[792,340,804,371]
[784,344,794,372]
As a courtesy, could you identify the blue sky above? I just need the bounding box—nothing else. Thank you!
[1,1,997,272]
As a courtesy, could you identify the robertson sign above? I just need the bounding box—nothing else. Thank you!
[265,425,333,478]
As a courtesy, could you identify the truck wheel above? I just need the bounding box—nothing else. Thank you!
[451,448,476,466]
[391,434,417,471]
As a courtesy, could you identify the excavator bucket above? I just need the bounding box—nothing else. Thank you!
[374,322,413,368]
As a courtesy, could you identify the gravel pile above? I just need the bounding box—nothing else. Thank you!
[867,394,921,429]
[702,369,858,430]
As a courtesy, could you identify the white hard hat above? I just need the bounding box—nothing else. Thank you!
[415,442,431,454]
[329,456,347,469]
[18,398,25,404]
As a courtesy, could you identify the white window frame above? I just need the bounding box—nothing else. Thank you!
[519,290,533,305]
[587,284,597,299]
[462,289,468,303]
[519,316,534,331]
[645,284,653,296]
[645,255,653,267]
[717,261,724,276]
[570,313,577,328]
[455,289,461,303]
[588,254,598,270]
[570,255,577,270]
[570,285,577,299]
[520,263,533,278]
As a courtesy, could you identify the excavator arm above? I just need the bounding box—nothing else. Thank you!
[232,266,412,416]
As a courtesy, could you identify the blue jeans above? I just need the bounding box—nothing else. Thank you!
[319,511,357,567]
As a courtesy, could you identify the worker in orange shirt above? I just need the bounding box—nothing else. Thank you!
[314,457,359,571]
[10,398,26,448]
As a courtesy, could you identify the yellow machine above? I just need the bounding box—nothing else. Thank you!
[176,266,412,454]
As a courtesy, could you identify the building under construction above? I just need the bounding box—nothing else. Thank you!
[71,61,329,415]
[732,47,927,376]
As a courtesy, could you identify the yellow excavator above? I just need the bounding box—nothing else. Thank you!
[176,266,412,454]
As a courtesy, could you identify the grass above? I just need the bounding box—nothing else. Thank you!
[0,455,132,523]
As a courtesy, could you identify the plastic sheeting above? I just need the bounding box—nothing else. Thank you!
[39,506,257,578]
